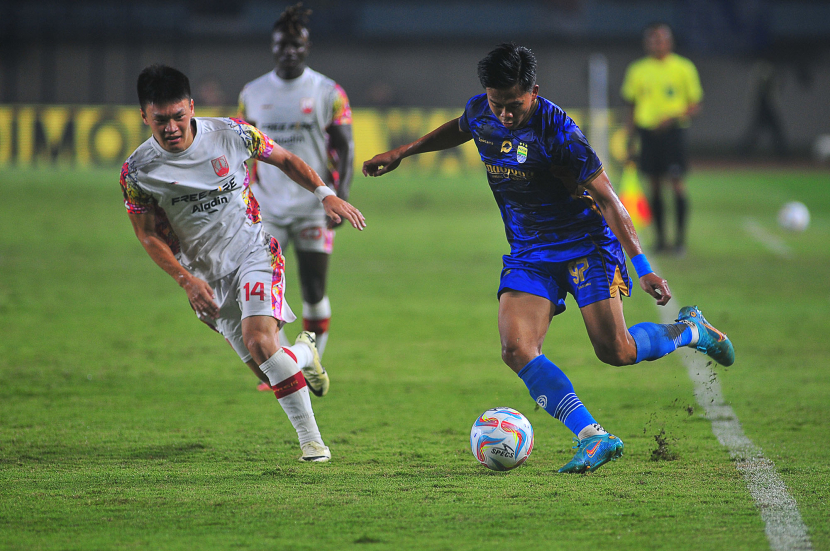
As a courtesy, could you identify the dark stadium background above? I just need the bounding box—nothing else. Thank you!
[1,0,829,159]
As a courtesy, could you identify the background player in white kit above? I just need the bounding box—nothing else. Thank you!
[121,64,365,462]
[238,4,354,386]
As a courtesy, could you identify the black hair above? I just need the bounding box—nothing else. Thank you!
[273,2,312,35]
[137,64,191,109]
[477,43,537,92]
[644,21,673,37]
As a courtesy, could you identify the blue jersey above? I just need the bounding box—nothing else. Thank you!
[459,94,617,263]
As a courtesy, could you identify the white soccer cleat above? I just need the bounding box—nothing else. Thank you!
[298,441,331,463]
[294,331,329,397]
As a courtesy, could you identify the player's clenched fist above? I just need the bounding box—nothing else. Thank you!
[639,272,672,306]
[362,151,402,177]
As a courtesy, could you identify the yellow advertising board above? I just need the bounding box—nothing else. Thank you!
[0,105,626,175]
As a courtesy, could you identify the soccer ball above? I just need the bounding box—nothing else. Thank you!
[470,407,534,471]
[778,201,810,232]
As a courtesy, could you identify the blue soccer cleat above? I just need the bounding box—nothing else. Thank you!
[558,433,624,474]
[677,306,735,367]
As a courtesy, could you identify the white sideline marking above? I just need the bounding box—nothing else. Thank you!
[743,217,792,258]
[655,303,812,550]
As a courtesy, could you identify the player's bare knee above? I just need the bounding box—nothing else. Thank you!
[500,346,516,368]
[594,343,636,366]
[500,341,536,372]
[243,330,275,365]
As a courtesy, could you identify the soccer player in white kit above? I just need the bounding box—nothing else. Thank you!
[121,64,365,462]
[238,4,354,379]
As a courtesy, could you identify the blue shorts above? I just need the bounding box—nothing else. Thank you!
[498,242,633,316]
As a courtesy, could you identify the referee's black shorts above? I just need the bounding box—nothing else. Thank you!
[637,125,687,178]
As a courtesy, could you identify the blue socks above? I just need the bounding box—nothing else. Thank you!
[518,355,597,436]
[518,323,693,435]
[628,321,694,363]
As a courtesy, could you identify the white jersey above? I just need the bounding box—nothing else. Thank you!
[238,68,352,224]
[120,117,278,282]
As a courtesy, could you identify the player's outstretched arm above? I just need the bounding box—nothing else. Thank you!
[260,144,366,231]
[127,211,219,318]
[363,118,472,177]
[583,171,672,306]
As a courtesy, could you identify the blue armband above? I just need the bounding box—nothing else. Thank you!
[631,254,653,278]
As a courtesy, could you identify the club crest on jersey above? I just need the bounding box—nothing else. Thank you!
[517,142,528,164]
[300,97,314,114]
[211,155,230,177]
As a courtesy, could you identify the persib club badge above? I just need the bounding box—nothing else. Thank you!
[517,142,528,164]
[211,155,230,177]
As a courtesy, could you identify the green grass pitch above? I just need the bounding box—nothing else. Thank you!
[0,164,828,550]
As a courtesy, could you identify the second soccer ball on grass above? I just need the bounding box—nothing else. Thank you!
[470,407,534,471]
[778,201,810,232]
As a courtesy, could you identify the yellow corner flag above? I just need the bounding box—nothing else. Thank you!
[618,162,652,228]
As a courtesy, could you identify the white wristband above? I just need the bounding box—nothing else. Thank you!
[314,186,336,202]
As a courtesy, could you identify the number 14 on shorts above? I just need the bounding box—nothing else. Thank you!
[244,281,266,301]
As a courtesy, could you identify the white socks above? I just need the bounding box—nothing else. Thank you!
[258,348,300,386]
[258,349,322,446]
[279,387,321,446]
[285,343,313,369]
[681,320,700,346]
[303,297,331,357]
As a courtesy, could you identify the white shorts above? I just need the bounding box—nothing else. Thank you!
[263,215,335,255]
[197,234,296,362]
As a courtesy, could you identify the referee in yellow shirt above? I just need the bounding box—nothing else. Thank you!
[622,23,702,255]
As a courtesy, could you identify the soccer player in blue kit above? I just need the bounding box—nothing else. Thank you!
[363,43,735,473]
